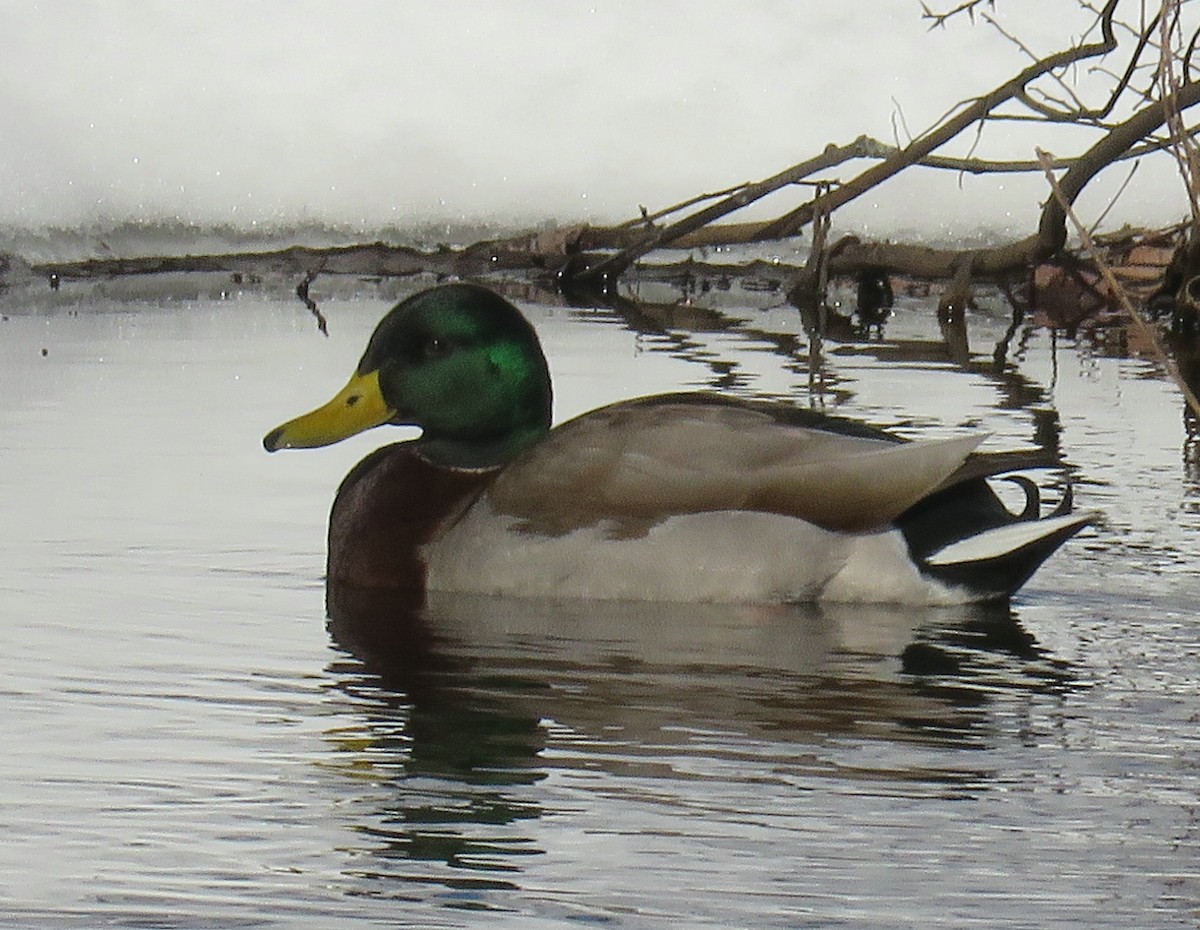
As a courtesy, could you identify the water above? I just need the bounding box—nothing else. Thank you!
[1,271,1198,927]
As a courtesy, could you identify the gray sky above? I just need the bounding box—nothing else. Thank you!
[0,1,1189,239]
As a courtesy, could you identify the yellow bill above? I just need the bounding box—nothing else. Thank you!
[263,369,393,452]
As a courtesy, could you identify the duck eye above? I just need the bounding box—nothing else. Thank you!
[422,336,449,360]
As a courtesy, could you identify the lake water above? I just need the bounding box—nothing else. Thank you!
[1,270,1197,928]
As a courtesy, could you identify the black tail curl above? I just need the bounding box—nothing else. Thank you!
[898,471,1088,601]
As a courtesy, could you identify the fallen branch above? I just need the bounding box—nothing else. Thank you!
[569,137,875,289]
[760,0,1121,243]
[790,74,1200,296]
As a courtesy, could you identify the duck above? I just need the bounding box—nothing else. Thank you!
[263,282,1090,604]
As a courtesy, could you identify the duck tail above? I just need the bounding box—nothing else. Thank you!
[919,512,1092,601]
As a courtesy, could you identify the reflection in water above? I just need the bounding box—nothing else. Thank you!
[324,590,547,885]
[322,582,1077,896]
[1171,332,1200,463]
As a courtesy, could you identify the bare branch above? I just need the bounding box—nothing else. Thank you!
[1088,160,1141,234]
[571,137,877,286]
[1158,0,1200,220]
[950,1,1160,124]
[613,182,750,229]
[922,0,995,29]
[753,0,1123,243]
[985,11,1098,120]
[781,77,1200,300]
[1184,24,1200,75]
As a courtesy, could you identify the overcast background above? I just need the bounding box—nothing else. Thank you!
[0,1,1189,244]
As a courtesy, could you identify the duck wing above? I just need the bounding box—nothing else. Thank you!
[487,393,983,534]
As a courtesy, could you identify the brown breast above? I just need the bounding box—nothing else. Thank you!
[326,443,497,590]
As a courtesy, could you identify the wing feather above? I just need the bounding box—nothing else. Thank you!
[487,396,983,533]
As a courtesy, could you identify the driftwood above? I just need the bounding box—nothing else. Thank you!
[16,239,542,284]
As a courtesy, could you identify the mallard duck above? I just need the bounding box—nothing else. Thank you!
[264,283,1089,604]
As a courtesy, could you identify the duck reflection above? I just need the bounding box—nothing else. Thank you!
[322,583,1074,885]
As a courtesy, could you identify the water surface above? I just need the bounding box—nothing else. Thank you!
[1,273,1197,927]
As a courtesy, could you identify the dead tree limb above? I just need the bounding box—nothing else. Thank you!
[567,137,876,290]
[757,0,1120,242]
[15,0,1199,317]
[790,76,1200,295]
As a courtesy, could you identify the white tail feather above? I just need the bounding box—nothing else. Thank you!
[925,513,1092,566]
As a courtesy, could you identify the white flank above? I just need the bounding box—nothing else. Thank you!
[820,531,972,605]
[426,504,849,603]
[424,502,975,605]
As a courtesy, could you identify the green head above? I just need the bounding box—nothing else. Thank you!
[263,284,553,465]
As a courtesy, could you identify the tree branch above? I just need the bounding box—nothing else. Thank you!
[800,76,1200,289]
[570,137,878,287]
[756,0,1121,242]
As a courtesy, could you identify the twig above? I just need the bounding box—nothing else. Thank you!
[921,0,994,29]
[1037,146,1200,419]
[756,0,1123,242]
[1158,0,1200,220]
[1088,159,1140,233]
[296,268,329,337]
[614,183,750,229]
[890,97,915,147]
